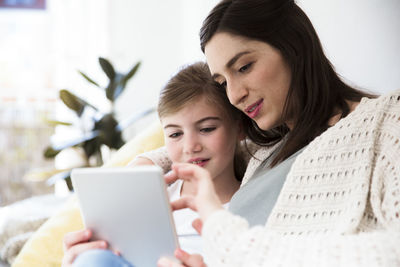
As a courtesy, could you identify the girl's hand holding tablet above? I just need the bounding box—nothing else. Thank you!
[62,229,109,267]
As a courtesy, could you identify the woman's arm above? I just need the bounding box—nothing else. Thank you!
[166,161,400,267]
[202,211,400,267]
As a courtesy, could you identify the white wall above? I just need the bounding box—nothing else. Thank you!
[297,0,400,94]
[2,0,398,131]
[110,0,400,127]
[107,0,219,128]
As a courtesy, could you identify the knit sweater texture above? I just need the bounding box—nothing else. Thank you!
[140,89,400,267]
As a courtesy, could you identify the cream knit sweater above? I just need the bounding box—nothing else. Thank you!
[141,89,400,266]
[202,89,400,267]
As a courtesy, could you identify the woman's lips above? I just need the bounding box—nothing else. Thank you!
[245,99,263,118]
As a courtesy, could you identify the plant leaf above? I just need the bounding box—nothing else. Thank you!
[123,61,141,84]
[83,138,100,158]
[44,146,61,158]
[105,73,123,102]
[44,119,73,126]
[111,61,141,100]
[112,83,125,101]
[59,89,86,116]
[78,70,100,87]
[94,113,125,149]
[99,57,115,80]
[105,81,117,102]
[60,89,98,116]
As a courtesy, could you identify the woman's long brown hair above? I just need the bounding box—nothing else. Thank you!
[200,0,376,167]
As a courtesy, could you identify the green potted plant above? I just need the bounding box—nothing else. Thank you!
[42,57,153,190]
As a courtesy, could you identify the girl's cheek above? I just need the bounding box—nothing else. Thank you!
[166,143,181,163]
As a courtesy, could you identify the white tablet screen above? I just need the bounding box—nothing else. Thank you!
[71,166,179,267]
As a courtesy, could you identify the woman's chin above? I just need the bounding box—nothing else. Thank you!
[259,122,284,132]
[254,118,273,131]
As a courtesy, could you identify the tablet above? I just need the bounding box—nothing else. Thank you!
[71,166,180,267]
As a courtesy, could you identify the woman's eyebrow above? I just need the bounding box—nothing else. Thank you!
[226,51,252,69]
[211,51,252,80]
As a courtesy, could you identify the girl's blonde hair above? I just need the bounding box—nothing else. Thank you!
[158,62,241,122]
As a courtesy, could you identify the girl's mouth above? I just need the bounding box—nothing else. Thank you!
[189,158,209,167]
[245,99,263,118]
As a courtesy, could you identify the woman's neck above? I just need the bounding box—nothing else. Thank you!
[180,171,240,204]
[286,100,361,130]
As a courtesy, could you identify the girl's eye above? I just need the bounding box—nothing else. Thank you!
[200,127,216,133]
[239,63,252,73]
[219,81,227,89]
[169,132,182,138]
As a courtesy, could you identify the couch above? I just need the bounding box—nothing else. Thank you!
[10,121,164,267]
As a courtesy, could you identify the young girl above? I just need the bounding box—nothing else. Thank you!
[156,61,245,258]
[61,62,246,267]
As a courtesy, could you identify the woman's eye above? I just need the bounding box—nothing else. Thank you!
[239,63,252,73]
[200,127,216,133]
[219,81,227,89]
[169,132,182,138]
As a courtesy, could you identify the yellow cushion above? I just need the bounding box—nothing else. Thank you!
[103,121,164,167]
[12,121,164,267]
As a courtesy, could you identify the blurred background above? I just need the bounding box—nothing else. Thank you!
[0,0,399,206]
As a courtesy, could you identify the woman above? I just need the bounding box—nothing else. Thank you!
[148,0,400,266]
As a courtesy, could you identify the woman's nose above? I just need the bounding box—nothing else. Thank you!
[226,79,248,106]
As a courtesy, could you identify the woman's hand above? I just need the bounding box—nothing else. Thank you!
[158,249,207,267]
[62,229,108,267]
[165,163,223,222]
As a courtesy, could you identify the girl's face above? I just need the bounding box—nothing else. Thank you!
[161,96,241,182]
[204,32,292,131]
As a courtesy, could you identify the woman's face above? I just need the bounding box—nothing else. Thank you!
[204,32,292,131]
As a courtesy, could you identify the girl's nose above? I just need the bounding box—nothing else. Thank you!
[184,136,202,154]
